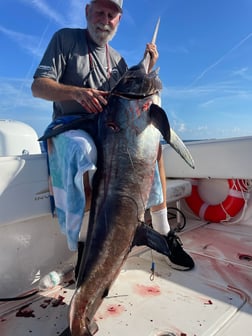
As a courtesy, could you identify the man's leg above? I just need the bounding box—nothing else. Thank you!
[150,145,170,235]
[150,145,195,271]
[83,172,92,211]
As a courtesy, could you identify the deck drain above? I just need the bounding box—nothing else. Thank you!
[238,254,252,262]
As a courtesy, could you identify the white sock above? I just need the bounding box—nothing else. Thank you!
[150,207,170,236]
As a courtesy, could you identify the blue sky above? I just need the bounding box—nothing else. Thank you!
[0,0,251,140]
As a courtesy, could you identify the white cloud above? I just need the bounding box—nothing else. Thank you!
[231,67,252,81]
[20,0,66,26]
[189,32,252,87]
[20,0,85,27]
[0,25,41,56]
[178,123,186,133]
[0,77,52,136]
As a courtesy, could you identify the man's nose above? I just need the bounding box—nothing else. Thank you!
[100,12,110,25]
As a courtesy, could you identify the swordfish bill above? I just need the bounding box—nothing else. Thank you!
[141,17,160,73]
[67,19,195,336]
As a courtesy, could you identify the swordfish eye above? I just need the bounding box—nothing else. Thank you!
[107,122,120,132]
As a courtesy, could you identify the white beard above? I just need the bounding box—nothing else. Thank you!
[87,22,118,46]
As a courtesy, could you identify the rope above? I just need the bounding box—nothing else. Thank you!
[221,179,252,224]
[183,178,252,223]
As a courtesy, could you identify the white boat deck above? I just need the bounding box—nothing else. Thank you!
[1,218,251,336]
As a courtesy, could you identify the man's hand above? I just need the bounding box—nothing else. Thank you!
[31,77,109,114]
[145,43,159,73]
[75,88,109,114]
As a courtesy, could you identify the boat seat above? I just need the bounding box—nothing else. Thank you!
[166,178,192,203]
[166,179,192,225]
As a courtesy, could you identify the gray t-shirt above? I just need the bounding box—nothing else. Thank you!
[33,28,128,120]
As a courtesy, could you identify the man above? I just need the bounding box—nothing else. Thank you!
[31,0,194,271]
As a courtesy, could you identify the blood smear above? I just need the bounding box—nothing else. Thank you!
[134,284,161,296]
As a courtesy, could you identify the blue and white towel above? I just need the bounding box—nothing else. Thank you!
[47,130,97,251]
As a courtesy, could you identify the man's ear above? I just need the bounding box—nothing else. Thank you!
[85,4,90,19]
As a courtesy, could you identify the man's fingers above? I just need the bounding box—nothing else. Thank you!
[76,89,108,113]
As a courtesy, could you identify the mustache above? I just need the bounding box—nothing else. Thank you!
[87,20,118,46]
[96,23,112,33]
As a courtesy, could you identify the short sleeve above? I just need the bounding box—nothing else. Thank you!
[33,29,67,81]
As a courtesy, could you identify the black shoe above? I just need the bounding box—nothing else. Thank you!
[164,230,194,271]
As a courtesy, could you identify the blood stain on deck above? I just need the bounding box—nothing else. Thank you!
[134,284,161,296]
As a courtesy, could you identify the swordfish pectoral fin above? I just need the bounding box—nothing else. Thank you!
[149,104,195,169]
[132,223,171,257]
[149,103,171,142]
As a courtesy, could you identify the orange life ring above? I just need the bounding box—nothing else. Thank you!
[185,179,248,222]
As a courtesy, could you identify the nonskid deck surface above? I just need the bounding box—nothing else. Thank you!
[0,220,251,336]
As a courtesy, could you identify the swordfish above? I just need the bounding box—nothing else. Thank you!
[68,19,195,336]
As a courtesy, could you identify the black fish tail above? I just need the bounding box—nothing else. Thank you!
[133,223,171,257]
